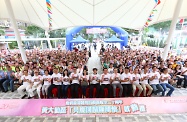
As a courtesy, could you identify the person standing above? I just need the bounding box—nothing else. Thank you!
[3,66,15,92]
[61,69,71,98]
[80,69,89,98]
[42,70,52,98]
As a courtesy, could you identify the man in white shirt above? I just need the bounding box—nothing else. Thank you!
[149,66,164,96]
[111,68,123,97]
[100,68,112,98]
[17,70,32,99]
[89,68,100,98]
[70,67,80,98]
[47,67,62,98]
[181,61,187,88]
[120,67,132,97]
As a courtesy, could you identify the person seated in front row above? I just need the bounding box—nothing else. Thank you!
[17,70,32,99]
[89,68,100,98]
[70,67,80,98]
[160,68,175,97]
[47,67,62,98]
[111,68,123,98]
[100,68,112,98]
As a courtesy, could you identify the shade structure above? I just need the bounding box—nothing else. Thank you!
[0,0,186,30]
[70,35,89,43]
[104,35,123,43]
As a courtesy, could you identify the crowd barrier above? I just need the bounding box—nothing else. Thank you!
[0,97,187,116]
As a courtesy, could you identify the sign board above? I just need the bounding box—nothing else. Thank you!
[0,97,187,116]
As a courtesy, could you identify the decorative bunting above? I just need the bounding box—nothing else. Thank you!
[144,0,161,28]
[46,0,52,30]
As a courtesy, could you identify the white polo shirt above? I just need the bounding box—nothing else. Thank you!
[160,73,170,84]
[62,75,70,85]
[100,73,111,85]
[108,68,114,74]
[140,73,149,84]
[52,73,62,85]
[31,75,43,85]
[70,73,80,84]
[120,73,132,84]
[131,74,141,85]
[111,73,121,84]
[182,67,187,76]
[149,72,160,85]
[43,75,52,85]
[90,74,100,84]
[21,75,32,86]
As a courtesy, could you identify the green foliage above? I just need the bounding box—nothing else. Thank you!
[8,41,18,49]
[49,29,66,38]
[149,20,171,31]
[122,28,139,35]
[0,29,5,36]
[25,25,44,38]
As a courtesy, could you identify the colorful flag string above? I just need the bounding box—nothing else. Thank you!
[144,0,161,28]
[46,0,52,30]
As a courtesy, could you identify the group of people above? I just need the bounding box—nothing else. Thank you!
[0,45,187,99]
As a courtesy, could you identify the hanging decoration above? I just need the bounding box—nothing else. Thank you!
[46,0,52,30]
[144,0,161,28]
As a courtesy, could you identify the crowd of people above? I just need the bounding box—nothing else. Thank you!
[0,44,187,99]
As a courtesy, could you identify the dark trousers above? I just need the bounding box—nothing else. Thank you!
[81,85,88,97]
[122,84,133,97]
[47,84,61,98]
[100,84,112,98]
[62,85,70,98]
[0,78,6,92]
[90,83,100,98]
[183,76,187,88]
[71,83,80,98]
[177,78,183,86]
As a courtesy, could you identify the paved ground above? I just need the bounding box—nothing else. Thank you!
[0,46,187,122]
[0,114,187,122]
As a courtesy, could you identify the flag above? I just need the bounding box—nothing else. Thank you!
[179,19,184,24]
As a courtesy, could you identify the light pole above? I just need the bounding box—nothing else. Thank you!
[158,28,162,48]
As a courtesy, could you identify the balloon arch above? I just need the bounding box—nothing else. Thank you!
[66,26,128,50]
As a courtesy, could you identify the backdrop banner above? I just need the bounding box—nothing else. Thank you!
[0,97,187,116]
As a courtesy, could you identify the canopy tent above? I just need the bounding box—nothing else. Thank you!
[0,0,187,30]
[70,35,89,43]
[104,35,123,43]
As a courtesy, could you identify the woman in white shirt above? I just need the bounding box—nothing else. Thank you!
[80,69,89,98]
[89,68,100,98]
[140,66,153,97]
[131,67,143,97]
[160,68,175,96]
[61,69,71,98]
[108,63,114,74]
[17,70,32,99]
[42,70,52,98]
[70,67,80,98]
[47,67,62,98]
[28,70,43,99]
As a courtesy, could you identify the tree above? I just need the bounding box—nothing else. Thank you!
[25,25,45,38]
[49,28,66,38]
[8,41,18,49]
[0,29,5,36]
[149,20,172,32]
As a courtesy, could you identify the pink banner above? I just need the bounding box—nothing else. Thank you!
[0,97,187,116]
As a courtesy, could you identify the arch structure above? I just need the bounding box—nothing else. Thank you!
[66,26,128,50]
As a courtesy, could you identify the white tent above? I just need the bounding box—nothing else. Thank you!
[0,0,186,30]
